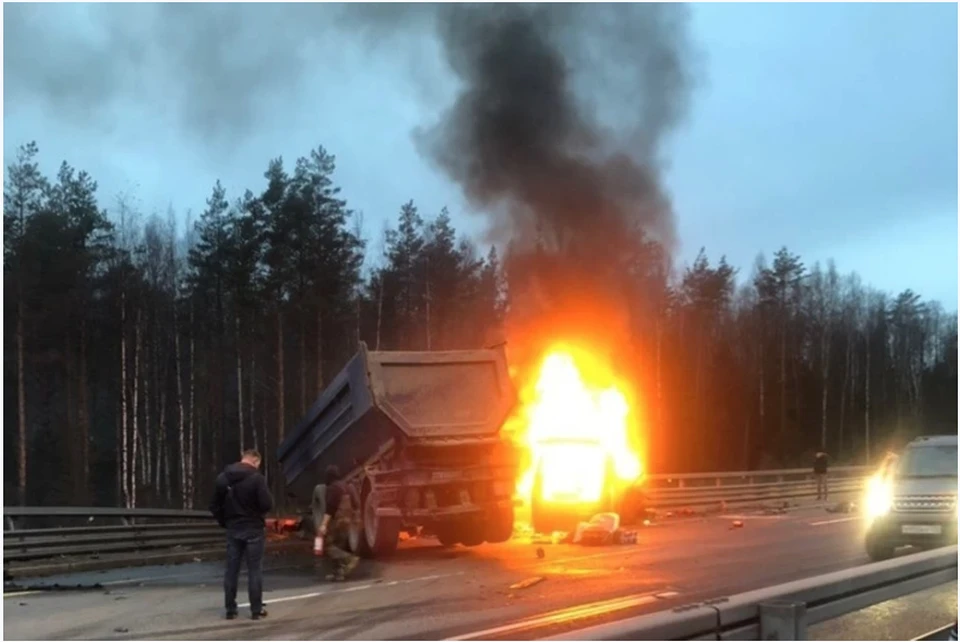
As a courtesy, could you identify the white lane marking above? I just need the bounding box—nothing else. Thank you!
[4,591,41,598]
[447,589,681,641]
[810,516,859,526]
[238,571,463,608]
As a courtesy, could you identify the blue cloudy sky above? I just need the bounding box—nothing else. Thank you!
[4,2,957,308]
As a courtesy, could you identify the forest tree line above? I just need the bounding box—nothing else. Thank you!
[4,141,957,508]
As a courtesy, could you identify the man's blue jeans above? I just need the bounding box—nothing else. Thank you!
[224,530,265,615]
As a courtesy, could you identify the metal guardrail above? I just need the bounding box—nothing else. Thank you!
[646,465,868,486]
[2,466,871,570]
[3,507,220,569]
[644,466,868,510]
[548,545,959,640]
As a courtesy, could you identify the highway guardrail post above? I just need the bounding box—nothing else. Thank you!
[759,600,808,640]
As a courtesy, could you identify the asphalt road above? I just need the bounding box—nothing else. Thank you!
[3,504,952,640]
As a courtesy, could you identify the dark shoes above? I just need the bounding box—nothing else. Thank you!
[226,609,267,621]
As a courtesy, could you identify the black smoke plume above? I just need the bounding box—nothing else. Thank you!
[416,4,695,259]
[388,4,698,370]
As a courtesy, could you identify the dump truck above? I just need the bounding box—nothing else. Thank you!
[277,342,520,557]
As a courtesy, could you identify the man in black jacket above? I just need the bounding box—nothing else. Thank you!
[209,449,273,620]
[814,451,829,500]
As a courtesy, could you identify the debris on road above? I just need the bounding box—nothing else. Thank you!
[510,576,545,590]
[113,627,129,634]
[729,520,744,529]
[570,512,641,546]
[573,512,619,545]
[826,501,856,513]
[536,547,545,559]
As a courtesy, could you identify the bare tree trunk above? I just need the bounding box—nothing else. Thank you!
[820,332,830,450]
[693,325,705,466]
[277,308,286,443]
[316,308,324,394]
[779,324,787,440]
[425,280,432,350]
[120,289,130,507]
[162,386,171,504]
[299,313,307,415]
[17,298,29,505]
[175,302,187,508]
[132,307,142,507]
[65,336,78,502]
[236,314,244,451]
[78,317,90,503]
[250,351,258,452]
[864,335,872,464]
[144,320,153,489]
[155,385,164,500]
[839,336,851,458]
[375,277,384,350]
[756,335,765,456]
[355,295,361,349]
[187,304,196,508]
[276,306,286,506]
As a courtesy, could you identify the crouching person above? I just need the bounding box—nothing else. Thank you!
[210,449,273,620]
[312,466,360,581]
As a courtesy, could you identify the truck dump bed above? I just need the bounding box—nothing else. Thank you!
[277,343,516,500]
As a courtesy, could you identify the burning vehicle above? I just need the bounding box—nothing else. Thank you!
[511,347,646,534]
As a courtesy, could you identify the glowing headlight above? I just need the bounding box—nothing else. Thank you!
[865,475,892,519]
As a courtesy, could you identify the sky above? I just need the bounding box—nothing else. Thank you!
[3,2,958,309]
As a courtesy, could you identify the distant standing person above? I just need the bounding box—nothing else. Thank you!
[814,451,829,500]
[209,449,273,620]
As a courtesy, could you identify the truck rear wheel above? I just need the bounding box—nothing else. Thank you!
[484,507,515,543]
[460,525,485,547]
[434,525,460,547]
[362,492,399,557]
[433,520,483,547]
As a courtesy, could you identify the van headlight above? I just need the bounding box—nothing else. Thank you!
[865,476,892,519]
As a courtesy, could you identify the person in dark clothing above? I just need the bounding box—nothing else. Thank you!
[209,449,274,620]
[313,465,359,581]
[813,451,829,500]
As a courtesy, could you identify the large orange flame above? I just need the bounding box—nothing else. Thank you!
[509,344,643,506]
